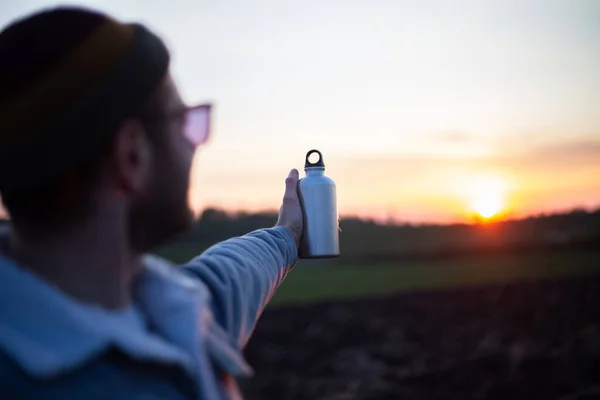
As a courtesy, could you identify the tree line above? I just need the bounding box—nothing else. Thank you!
[154,207,600,264]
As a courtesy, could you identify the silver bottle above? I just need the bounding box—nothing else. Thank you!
[298,149,340,259]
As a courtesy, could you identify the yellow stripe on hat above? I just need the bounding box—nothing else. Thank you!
[0,19,135,140]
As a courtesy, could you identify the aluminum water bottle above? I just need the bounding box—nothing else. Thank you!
[298,149,340,259]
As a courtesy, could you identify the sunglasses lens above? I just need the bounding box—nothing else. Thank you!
[184,105,211,146]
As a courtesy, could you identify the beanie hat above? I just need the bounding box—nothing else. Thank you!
[0,7,170,192]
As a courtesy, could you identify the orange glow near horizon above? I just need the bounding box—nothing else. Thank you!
[180,155,600,226]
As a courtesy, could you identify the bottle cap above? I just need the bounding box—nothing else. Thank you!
[304,149,325,168]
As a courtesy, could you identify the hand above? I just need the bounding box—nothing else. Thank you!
[275,169,303,248]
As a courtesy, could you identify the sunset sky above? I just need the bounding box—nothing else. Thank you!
[2,0,599,223]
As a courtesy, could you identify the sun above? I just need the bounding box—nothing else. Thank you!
[472,193,503,218]
[468,177,507,220]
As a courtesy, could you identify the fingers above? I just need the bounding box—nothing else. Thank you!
[282,169,300,205]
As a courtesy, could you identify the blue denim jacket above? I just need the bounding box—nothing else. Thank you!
[0,226,298,399]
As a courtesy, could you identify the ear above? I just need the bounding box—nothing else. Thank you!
[112,119,152,195]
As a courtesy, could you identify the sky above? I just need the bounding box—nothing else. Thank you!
[1,0,599,223]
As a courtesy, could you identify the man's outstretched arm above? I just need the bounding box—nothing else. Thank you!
[180,169,303,348]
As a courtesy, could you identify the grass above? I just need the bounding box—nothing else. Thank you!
[268,249,600,307]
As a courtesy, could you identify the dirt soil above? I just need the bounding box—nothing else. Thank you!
[241,274,600,400]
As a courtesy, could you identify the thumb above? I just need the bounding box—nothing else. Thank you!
[282,169,300,205]
[277,169,303,247]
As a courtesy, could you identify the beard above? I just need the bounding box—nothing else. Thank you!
[128,110,198,253]
[128,171,195,253]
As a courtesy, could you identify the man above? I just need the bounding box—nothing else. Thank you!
[0,6,308,399]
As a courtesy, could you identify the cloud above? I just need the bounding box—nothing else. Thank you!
[342,136,600,164]
[332,137,600,189]
[530,139,600,160]
[433,131,474,143]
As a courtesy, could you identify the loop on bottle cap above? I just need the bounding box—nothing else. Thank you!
[305,149,325,168]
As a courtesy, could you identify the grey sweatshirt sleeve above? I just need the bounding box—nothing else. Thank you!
[180,226,298,347]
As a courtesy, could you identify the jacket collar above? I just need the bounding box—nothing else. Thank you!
[0,248,210,379]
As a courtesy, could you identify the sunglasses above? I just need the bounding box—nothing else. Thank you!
[182,104,212,147]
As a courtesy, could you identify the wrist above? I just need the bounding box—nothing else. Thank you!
[280,225,301,248]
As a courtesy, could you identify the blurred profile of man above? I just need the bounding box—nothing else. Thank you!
[0,6,306,399]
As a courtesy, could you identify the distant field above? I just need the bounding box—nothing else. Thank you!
[268,249,600,306]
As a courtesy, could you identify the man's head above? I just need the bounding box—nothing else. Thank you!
[0,7,209,251]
